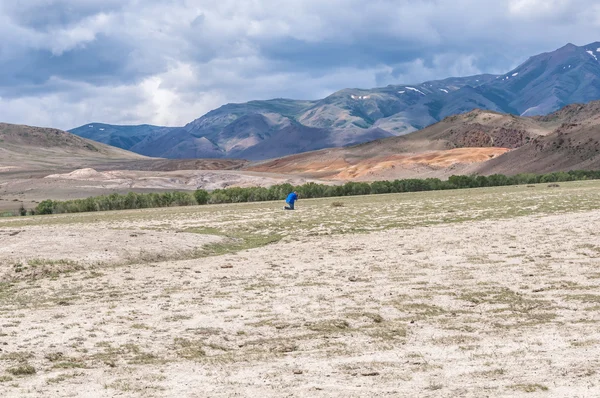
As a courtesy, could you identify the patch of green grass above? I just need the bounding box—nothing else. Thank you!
[196,233,282,257]
[52,361,85,369]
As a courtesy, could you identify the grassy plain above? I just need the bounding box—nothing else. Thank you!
[1,181,600,397]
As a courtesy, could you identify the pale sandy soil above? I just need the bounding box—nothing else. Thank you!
[0,168,329,212]
[1,183,600,397]
[0,227,221,279]
[247,147,509,181]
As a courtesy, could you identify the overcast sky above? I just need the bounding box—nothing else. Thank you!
[0,0,598,130]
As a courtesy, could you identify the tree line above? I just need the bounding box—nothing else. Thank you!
[19,169,600,216]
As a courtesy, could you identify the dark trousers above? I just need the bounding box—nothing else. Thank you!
[284,202,295,210]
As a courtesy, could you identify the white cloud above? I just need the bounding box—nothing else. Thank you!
[0,0,599,129]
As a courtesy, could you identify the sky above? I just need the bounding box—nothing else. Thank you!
[0,0,599,130]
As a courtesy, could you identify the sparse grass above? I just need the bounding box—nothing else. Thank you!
[474,368,506,378]
[362,312,384,323]
[173,338,206,360]
[306,319,350,332]
[131,323,152,330]
[46,372,84,384]
[52,361,85,369]
[426,382,444,391]
[395,302,447,317]
[91,343,161,365]
[565,294,600,303]
[164,314,193,322]
[44,352,64,362]
[28,258,79,267]
[365,325,407,341]
[432,334,480,346]
[570,339,599,347]
[6,364,36,376]
[511,383,549,392]
[1,180,600,395]
[195,233,282,258]
[4,258,85,281]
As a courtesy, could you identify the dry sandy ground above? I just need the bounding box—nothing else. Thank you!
[247,147,509,181]
[1,184,600,397]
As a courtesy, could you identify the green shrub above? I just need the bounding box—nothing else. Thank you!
[194,189,209,205]
[36,200,54,215]
[27,170,600,216]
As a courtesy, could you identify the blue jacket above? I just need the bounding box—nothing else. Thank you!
[286,192,298,204]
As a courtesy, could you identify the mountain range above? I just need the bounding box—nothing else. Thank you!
[249,100,600,180]
[71,41,600,161]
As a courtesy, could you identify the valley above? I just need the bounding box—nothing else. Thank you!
[1,182,600,396]
[4,100,600,212]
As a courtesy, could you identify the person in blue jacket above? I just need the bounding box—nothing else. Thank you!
[284,191,298,210]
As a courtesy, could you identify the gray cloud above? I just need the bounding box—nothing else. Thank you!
[0,0,598,130]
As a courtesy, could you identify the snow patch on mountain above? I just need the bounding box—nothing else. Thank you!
[587,50,598,61]
[405,87,425,95]
[439,89,449,93]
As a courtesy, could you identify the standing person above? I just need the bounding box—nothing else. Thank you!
[284,191,298,210]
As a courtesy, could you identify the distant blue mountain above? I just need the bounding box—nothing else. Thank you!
[70,42,600,160]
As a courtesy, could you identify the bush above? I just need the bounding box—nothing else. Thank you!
[36,200,54,215]
[194,189,209,205]
[25,170,600,216]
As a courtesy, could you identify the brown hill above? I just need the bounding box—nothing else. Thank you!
[476,102,600,174]
[247,109,554,180]
[93,158,248,172]
[0,123,148,175]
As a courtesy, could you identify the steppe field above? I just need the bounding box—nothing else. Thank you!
[2,181,600,397]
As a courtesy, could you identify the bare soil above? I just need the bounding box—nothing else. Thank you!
[1,182,600,397]
[0,168,329,212]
